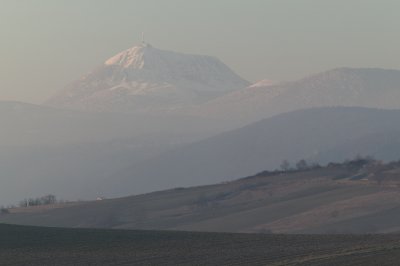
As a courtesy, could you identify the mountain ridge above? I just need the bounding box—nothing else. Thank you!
[189,67,400,128]
[102,107,400,198]
[45,43,250,113]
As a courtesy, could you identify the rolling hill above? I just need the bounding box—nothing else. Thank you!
[3,158,400,234]
[4,106,400,206]
[103,107,400,197]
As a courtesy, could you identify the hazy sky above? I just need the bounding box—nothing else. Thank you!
[1,0,400,103]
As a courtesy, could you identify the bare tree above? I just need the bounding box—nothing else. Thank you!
[280,160,291,171]
[18,194,58,208]
[296,159,309,170]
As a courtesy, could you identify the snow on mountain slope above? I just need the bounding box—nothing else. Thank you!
[192,68,400,127]
[45,43,250,113]
[248,79,277,88]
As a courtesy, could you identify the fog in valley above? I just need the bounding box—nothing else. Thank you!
[2,1,400,238]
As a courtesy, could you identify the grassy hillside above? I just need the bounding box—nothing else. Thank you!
[1,223,400,265]
[2,159,400,234]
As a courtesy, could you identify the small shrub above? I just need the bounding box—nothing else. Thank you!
[0,207,9,215]
[296,159,309,171]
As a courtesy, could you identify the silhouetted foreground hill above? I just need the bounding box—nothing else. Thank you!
[3,159,400,234]
[1,223,400,266]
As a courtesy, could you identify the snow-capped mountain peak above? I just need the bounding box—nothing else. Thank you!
[45,43,250,113]
[105,43,149,69]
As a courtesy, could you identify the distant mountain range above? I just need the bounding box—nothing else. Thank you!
[45,43,249,113]
[190,67,400,128]
[44,43,400,130]
[6,105,400,204]
[45,43,400,129]
[103,107,400,197]
[2,43,400,206]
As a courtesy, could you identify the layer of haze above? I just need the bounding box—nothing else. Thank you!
[1,0,400,103]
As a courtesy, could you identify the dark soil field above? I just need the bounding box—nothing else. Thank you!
[1,224,400,265]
